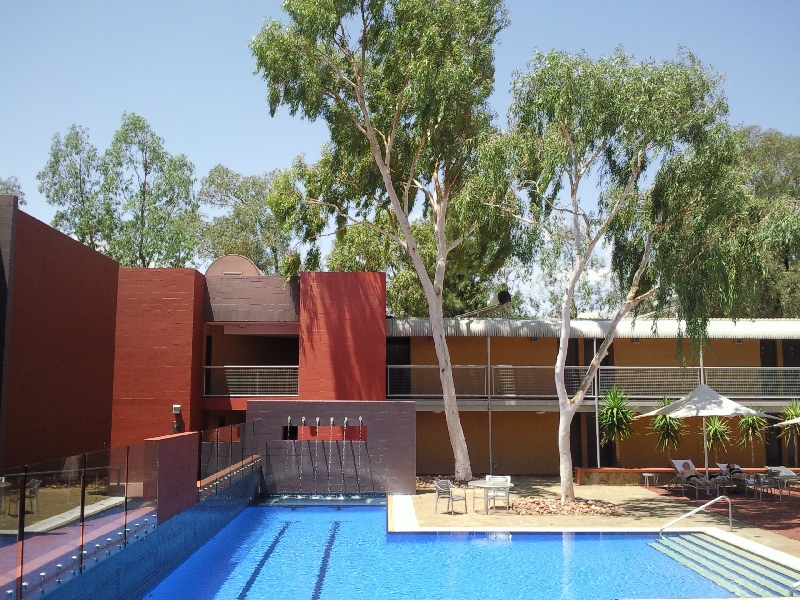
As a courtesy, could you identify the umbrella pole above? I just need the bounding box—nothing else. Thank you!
[703,416,710,484]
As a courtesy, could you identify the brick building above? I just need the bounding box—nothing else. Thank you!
[2,196,800,481]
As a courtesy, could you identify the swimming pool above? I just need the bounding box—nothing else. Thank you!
[145,506,732,599]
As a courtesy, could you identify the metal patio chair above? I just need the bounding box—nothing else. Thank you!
[8,478,41,517]
[433,480,467,515]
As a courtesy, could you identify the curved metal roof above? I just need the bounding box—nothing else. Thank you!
[386,318,800,339]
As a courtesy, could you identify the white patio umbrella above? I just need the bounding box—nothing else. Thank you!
[637,384,776,479]
[774,416,800,428]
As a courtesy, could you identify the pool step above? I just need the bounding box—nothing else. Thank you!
[649,533,800,598]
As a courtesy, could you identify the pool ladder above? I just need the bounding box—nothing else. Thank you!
[657,495,732,538]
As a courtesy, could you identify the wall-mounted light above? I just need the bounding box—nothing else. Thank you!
[734,338,743,345]
[632,338,641,344]
[172,404,182,414]
[530,336,539,343]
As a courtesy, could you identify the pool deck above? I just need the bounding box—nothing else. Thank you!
[388,477,800,568]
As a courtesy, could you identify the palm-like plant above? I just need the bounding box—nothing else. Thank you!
[703,416,732,464]
[599,386,636,467]
[650,397,685,459]
[779,399,800,467]
[737,411,768,467]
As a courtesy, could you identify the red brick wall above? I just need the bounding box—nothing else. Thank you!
[3,211,118,468]
[298,272,386,400]
[111,269,205,447]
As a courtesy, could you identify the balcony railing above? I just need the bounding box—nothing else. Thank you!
[204,366,298,397]
[386,365,800,399]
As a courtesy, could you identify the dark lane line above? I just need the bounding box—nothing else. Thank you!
[311,522,340,600]
[238,521,292,600]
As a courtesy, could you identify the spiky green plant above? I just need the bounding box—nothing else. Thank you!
[650,397,685,459]
[779,399,800,467]
[703,416,732,463]
[599,386,636,467]
[737,411,768,467]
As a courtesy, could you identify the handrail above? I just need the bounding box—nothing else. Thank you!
[658,495,732,538]
[791,580,800,596]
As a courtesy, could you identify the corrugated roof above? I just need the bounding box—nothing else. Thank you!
[386,318,800,339]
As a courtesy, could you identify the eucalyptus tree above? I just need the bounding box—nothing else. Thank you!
[497,49,758,502]
[0,176,26,204]
[199,165,293,275]
[36,125,109,249]
[251,0,527,479]
[327,215,518,317]
[102,113,201,268]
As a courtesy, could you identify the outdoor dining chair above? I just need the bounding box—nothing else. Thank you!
[8,478,41,517]
[433,480,467,515]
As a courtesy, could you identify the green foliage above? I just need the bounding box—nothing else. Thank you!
[198,165,293,275]
[327,215,516,316]
[37,125,109,249]
[599,386,635,452]
[38,115,201,267]
[738,410,768,465]
[779,399,800,466]
[102,113,201,268]
[650,397,685,453]
[251,0,530,284]
[739,127,800,318]
[0,176,26,205]
[506,48,760,350]
[703,416,731,454]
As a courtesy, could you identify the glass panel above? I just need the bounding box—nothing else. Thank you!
[81,447,129,572]
[0,467,23,594]
[126,443,157,541]
[199,429,220,499]
[20,456,83,596]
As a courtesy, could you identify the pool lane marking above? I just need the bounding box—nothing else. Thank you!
[311,522,341,600]
[237,521,292,600]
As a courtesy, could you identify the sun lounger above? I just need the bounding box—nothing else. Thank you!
[669,459,718,499]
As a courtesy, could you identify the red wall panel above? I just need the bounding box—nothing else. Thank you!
[298,272,386,400]
[111,269,205,447]
[3,211,118,468]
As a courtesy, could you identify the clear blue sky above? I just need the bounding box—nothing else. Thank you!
[2,1,799,226]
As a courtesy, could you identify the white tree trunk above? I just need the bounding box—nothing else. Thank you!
[428,299,472,480]
[558,406,577,501]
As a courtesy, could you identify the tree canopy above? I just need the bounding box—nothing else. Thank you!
[499,48,759,501]
[198,165,293,275]
[251,0,529,479]
[0,176,26,205]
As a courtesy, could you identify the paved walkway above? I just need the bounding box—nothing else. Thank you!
[390,477,800,563]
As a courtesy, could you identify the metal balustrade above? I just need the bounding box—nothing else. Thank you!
[491,366,593,397]
[204,366,299,397]
[202,364,800,399]
[387,365,800,399]
[705,367,800,398]
[386,365,487,397]
[598,367,701,398]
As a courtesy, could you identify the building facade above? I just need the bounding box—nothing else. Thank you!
[2,199,799,480]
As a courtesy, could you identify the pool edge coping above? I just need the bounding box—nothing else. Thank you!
[386,493,800,576]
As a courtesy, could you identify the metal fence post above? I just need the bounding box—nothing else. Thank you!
[15,466,27,598]
[78,454,87,573]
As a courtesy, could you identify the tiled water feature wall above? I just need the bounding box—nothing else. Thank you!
[247,400,416,495]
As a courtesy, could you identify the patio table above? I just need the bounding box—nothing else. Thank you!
[468,480,514,514]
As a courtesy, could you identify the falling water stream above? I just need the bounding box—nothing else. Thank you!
[312,417,320,498]
[340,417,348,492]
[356,416,363,495]
[327,417,334,494]
[298,417,305,494]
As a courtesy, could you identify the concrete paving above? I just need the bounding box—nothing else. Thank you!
[390,477,800,563]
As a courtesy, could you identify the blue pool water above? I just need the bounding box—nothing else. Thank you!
[145,506,732,599]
